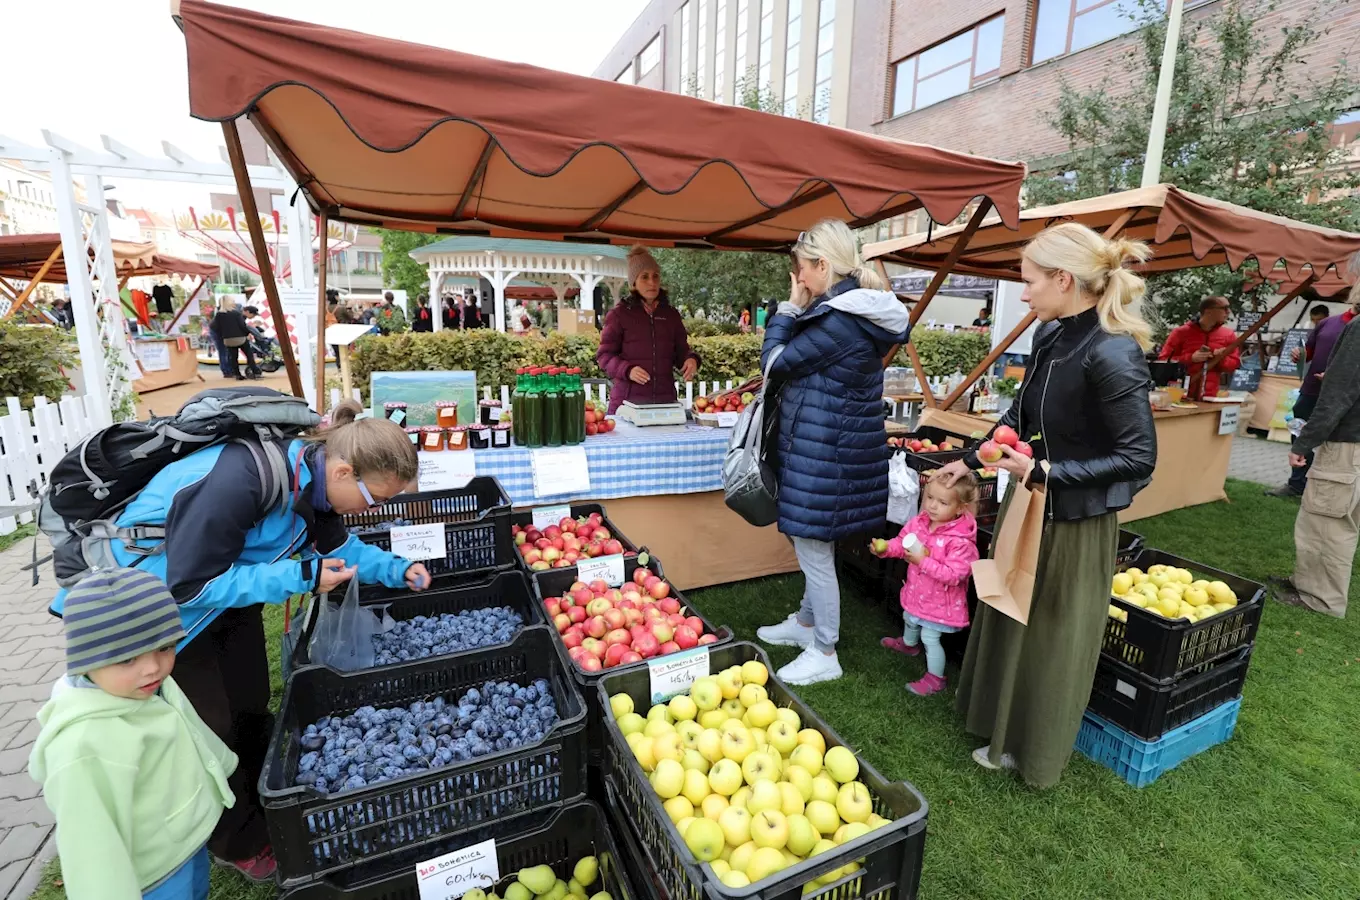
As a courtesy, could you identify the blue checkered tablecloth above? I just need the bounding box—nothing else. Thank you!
[473,424,729,504]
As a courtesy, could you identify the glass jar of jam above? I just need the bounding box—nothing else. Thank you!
[383,402,408,426]
[468,424,491,450]
[404,426,421,447]
[435,401,459,428]
[491,423,513,449]
[447,425,469,451]
[420,426,446,452]
[478,399,504,427]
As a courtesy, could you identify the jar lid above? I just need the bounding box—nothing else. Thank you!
[420,425,443,432]
[449,425,468,432]
[403,427,421,434]
[470,424,490,431]
[435,401,459,407]
[479,399,502,406]
[384,401,408,407]
[492,423,512,431]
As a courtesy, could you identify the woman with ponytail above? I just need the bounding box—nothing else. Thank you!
[753,218,910,686]
[935,221,1157,787]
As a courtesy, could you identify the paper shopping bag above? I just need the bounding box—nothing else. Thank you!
[970,473,1047,625]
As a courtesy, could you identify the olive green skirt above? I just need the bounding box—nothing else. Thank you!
[955,487,1118,789]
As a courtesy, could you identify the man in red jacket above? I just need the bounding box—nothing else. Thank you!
[1158,296,1241,399]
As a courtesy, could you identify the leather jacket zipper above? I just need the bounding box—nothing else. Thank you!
[1039,359,1056,520]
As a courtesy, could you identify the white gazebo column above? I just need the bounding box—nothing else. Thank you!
[51,156,109,426]
[480,267,522,332]
[430,270,444,332]
[572,272,603,314]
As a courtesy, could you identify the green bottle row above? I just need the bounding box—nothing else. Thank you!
[511,365,585,447]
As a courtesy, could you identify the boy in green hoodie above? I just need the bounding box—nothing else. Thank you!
[29,568,238,900]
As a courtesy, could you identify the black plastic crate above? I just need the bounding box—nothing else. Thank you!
[897,449,1000,526]
[604,781,667,900]
[599,642,928,900]
[279,801,636,900]
[261,628,588,887]
[886,426,972,451]
[532,556,733,768]
[1087,644,1252,741]
[1105,549,1265,682]
[344,477,515,579]
[512,503,644,583]
[293,571,544,672]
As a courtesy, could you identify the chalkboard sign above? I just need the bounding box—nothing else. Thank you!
[1235,311,1262,332]
[1274,328,1311,378]
[1229,366,1262,392]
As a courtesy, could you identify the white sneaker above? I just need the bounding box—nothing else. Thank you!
[756,614,814,648]
[777,647,843,685]
[972,745,1017,771]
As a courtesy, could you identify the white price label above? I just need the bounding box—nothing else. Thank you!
[488,406,504,422]
[944,323,956,333]
[418,454,476,492]
[415,837,499,900]
[1114,679,1138,700]
[532,504,572,531]
[649,647,711,704]
[576,553,625,587]
[1218,406,1240,435]
[391,523,446,562]
[388,408,407,426]
[715,411,740,428]
[996,468,1010,498]
[492,429,511,448]
[530,446,591,498]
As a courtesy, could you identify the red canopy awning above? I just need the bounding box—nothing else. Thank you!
[0,233,220,283]
[173,0,1026,250]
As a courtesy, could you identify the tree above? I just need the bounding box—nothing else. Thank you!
[379,228,441,306]
[1024,0,1360,330]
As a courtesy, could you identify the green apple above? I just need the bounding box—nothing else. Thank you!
[823,746,860,784]
[837,821,871,845]
[786,814,820,857]
[750,809,790,850]
[653,733,685,763]
[721,698,746,718]
[746,779,782,815]
[707,758,743,796]
[684,817,725,862]
[676,720,703,749]
[745,699,777,729]
[721,728,755,763]
[506,883,532,900]
[728,840,758,874]
[797,729,827,754]
[643,718,675,738]
[573,856,599,888]
[742,752,776,785]
[690,677,722,711]
[774,707,801,730]
[835,781,871,824]
[710,860,731,880]
[517,865,556,895]
[740,660,769,686]
[784,764,814,801]
[682,767,712,805]
[701,792,729,821]
[720,871,751,889]
[718,805,752,846]
[663,794,693,824]
[617,713,645,736]
[697,728,725,763]
[652,758,686,799]
[766,721,798,755]
[633,737,655,772]
[681,749,710,774]
[669,694,698,722]
[804,799,840,837]
[789,744,824,777]
[548,879,570,900]
[730,786,751,810]
[609,694,634,720]
[716,667,744,700]
[647,704,674,724]
[698,709,728,729]
[738,683,767,708]
[745,846,788,883]
[778,781,805,817]
[810,773,838,804]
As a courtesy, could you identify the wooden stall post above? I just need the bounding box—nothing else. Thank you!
[222,120,305,398]
[315,210,330,411]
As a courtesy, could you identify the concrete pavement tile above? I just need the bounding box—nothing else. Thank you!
[4,720,39,753]
[0,747,31,777]
[0,772,42,802]
[0,798,52,830]
[0,824,47,869]
[0,702,41,729]
[0,654,35,674]
[0,857,25,900]
[0,685,51,706]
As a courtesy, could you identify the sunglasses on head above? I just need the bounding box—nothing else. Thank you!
[354,475,390,509]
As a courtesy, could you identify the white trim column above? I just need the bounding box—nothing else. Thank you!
[430,269,444,332]
[51,156,109,426]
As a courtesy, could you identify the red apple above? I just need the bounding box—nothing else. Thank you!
[544,598,561,617]
[673,626,698,649]
[667,613,686,628]
[604,643,629,667]
[632,633,661,658]
[576,523,595,541]
[553,559,571,568]
[586,423,599,436]
[651,622,675,644]
[643,575,660,590]
[642,606,664,621]
[977,440,1003,464]
[605,628,631,647]
[624,608,644,627]
[620,650,642,664]
[586,598,613,617]
[561,629,583,650]
[551,537,565,551]
[530,561,551,571]
[659,597,681,615]
[580,637,603,658]
[563,551,580,564]
[593,528,612,542]
[658,641,680,655]
[585,616,608,639]
[633,568,651,587]
[585,543,604,557]
[523,549,542,564]
[535,538,551,551]
[697,634,719,645]
[589,579,610,595]
[566,606,586,624]
[568,646,589,664]
[589,512,604,525]
[514,532,527,546]
[580,656,602,672]
[649,581,672,600]
[993,425,1019,447]
[553,613,570,633]
[629,625,650,644]
[544,525,562,540]
[603,609,627,630]
[602,539,624,556]
[1014,440,1033,458]
[542,548,561,563]
[559,516,576,533]
[572,586,594,606]
[622,589,643,605]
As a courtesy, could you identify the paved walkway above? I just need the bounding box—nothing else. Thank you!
[1228,434,1293,487]
[0,534,58,900]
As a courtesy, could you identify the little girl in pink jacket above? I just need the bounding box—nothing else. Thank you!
[873,473,980,696]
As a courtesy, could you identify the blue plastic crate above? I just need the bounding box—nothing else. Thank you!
[1075,697,1241,788]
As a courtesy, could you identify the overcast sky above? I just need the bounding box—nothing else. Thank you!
[1,0,647,210]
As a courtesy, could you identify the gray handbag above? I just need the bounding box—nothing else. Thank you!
[722,346,783,526]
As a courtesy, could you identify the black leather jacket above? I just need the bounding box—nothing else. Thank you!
[967,308,1157,521]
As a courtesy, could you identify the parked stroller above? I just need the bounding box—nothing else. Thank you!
[248,331,283,374]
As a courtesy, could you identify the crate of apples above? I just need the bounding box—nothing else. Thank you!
[549,565,719,672]
[515,513,631,571]
[694,391,752,415]
[584,400,616,436]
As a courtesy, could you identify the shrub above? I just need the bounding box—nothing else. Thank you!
[683,318,741,337]
[0,322,75,409]
[893,328,990,378]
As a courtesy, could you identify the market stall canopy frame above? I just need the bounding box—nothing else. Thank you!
[0,233,220,282]
[171,0,1026,250]
[864,184,1360,281]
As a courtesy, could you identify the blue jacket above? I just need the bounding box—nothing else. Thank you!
[50,439,412,646]
[761,278,910,541]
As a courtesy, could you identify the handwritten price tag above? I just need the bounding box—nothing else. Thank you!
[532,504,572,531]
[415,837,499,900]
[649,647,711,704]
[715,412,740,428]
[1217,406,1239,435]
[418,454,476,492]
[530,446,591,498]
[391,523,446,562]
[577,553,625,587]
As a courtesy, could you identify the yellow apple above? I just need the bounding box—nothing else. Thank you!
[684,817,725,862]
[837,821,871,845]
[617,712,645,736]
[720,870,751,889]
[789,744,824,777]
[750,809,790,850]
[742,752,777,785]
[721,728,756,763]
[730,786,751,810]
[1111,572,1133,595]
[652,758,685,799]
[784,764,814,801]
[809,773,838,804]
[1175,568,1193,585]
[1184,587,1210,607]
[716,668,744,700]
[746,847,787,884]
[750,728,768,751]
[804,799,839,836]
[775,707,801,730]
[675,817,695,838]
[797,729,826,754]
[644,718,676,738]
[778,781,805,816]
[698,709,728,729]
[663,795,693,824]
[1207,581,1236,604]
[1148,571,1170,588]
[738,683,768,708]
[669,694,698,722]
[728,840,758,874]
[786,814,820,856]
[835,782,871,823]
[747,779,783,815]
[740,660,769,686]
[653,732,685,763]
[697,729,725,764]
[721,698,746,718]
[676,720,703,750]
[647,704,674,724]
[867,813,892,830]
[633,737,656,772]
[1125,567,1146,584]
[681,749,710,774]
[718,806,752,846]
[720,718,750,738]
[745,699,778,729]
[625,731,645,753]
[690,677,722,711]
[823,746,859,784]
[707,758,743,796]
[683,767,712,805]
[709,860,730,880]
[701,792,729,821]
[609,693,634,720]
[1154,596,1181,618]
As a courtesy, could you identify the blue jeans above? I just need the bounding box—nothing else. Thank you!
[902,614,946,677]
[143,846,210,900]
[1289,393,1318,492]
[792,536,840,652]
[209,330,230,377]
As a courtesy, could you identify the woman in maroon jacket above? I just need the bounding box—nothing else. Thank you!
[597,246,699,413]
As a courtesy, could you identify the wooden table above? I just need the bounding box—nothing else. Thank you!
[131,338,201,393]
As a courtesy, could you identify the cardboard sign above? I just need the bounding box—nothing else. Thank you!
[1218,406,1240,436]
[135,342,171,372]
[577,553,625,587]
[415,838,499,900]
[532,504,572,531]
[531,446,591,497]
[649,647,711,704]
[391,523,446,562]
[418,453,476,492]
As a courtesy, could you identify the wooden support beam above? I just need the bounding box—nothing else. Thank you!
[1,244,63,320]
[1221,274,1316,356]
[706,185,838,244]
[873,258,936,407]
[578,179,648,232]
[454,137,496,220]
[164,278,208,334]
[316,209,330,411]
[223,120,304,397]
[910,200,994,328]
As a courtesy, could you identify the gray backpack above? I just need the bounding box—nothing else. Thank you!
[722,347,783,527]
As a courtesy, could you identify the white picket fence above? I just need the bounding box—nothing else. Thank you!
[0,395,102,534]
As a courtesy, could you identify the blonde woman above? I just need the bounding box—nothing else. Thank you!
[935,221,1157,787]
[754,218,910,685]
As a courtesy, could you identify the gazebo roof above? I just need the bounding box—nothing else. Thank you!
[411,237,630,260]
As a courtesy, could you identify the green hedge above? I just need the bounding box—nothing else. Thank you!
[0,322,76,409]
[349,327,989,398]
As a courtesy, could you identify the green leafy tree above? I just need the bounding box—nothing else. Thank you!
[1024,0,1360,330]
[379,228,441,302]
[0,321,75,408]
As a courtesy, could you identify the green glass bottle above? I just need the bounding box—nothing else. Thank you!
[544,366,564,447]
[522,367,543,448]
[510,367,526,447]
[562,367,583,444]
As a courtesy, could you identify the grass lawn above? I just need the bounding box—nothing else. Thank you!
[26,480,1360,899]
[0,522,36,554]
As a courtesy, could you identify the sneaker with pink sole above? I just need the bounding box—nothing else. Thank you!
[907,672,946,696]
[881,636,921,656]
[212,846,277,882]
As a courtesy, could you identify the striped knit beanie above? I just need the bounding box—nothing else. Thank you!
[64,569,185,676]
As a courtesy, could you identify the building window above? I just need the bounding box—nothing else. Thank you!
[696,0,709,97]
[1031,0,1171,64]
[616,64,634,84]
[681,2,693,86]
[891,16,1004,116]
[734,0,750,96]
[715,0,728,102]
[812,0,835,124]
[784,0,802,115]
[639,35,661,75]
[757,0,774,90]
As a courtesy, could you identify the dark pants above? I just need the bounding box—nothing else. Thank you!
[1289,392,1318,492]
[210,330,230,377]
[224,341,257,378]
[173,606,273,861]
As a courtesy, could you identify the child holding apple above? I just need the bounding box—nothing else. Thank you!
[871,473,980,696]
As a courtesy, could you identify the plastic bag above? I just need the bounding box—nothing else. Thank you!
[308,576,395,671]
[887,452,919,526]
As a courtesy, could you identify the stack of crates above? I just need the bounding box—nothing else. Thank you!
[1078,549,1265,786]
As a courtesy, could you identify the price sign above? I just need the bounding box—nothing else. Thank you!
[531,446,591,498]
[391,523,446,562]
[944,323,956,333]
[996,468,1010,498]
[1218,405,1240,435]
[135,342,171,372]
[388,408,408,426]
[488,407,504,422]
[1275,328,1310,378]
[715,412,740,428]
[415,837,499,900]
[649,647,711,704]
[577,553,625,587]
[532,504,572,531]
[418,454,476,492]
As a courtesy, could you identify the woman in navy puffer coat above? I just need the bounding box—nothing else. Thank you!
[755,219,910,686]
